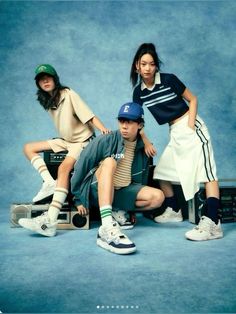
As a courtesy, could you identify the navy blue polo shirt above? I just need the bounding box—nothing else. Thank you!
[133,72,189,125]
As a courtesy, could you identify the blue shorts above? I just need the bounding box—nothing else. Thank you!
[89,174,144,211]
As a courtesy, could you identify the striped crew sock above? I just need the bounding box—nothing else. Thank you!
[100,205,113,226]
[31,155,55,183]
[48,187,68,223]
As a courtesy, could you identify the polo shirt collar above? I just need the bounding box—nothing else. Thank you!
[141,72,161,91]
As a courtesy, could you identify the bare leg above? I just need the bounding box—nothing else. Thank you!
[205,180,220,198]
[57,156,76,189]
[135,186,164,210]
[48,156,76,223]
[23,141,52,160]
[95,157,116,207]
[159,180,174,197]
[24,141,56,201]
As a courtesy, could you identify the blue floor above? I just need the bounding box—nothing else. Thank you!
[1,208,236,314]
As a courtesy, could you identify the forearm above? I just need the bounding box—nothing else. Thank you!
[188,95,198,129]
[139,128,157,157]
[182,88,198,129]
[91,116,108,133]
[140,128,151,145]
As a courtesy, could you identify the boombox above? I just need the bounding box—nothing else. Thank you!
[43,150,68,180]
[10,202,89,230]
[188,185,236,224]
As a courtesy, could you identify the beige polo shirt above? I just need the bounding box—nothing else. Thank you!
[49,88,95,143]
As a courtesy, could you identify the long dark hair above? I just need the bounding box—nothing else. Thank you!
[36,74,69,111]
[130,43,162,87]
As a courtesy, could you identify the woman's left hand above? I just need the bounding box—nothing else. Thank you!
[144,143,157,157]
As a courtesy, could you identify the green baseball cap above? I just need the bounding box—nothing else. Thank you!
[34,64,58,80]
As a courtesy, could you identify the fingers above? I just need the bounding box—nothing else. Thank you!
[77,205,88,216]
[100,128,112,134]
[145,146,157,157]
[102,128,112,134]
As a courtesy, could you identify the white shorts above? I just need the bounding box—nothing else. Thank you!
[153,114,218,201]
[47,138,91,160]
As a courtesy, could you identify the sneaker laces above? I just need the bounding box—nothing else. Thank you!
[113,211,128,224]
[163,207,174,217]
[106,223,126,244]
[195,216,213,232]
[33,212,50,224]
[41,181,55,191]
[33,184,49,199]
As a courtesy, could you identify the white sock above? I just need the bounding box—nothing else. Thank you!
[31,155,55,183]
[48,187,68,223]
[100,205,113,226]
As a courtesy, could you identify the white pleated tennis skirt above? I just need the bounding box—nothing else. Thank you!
[153,114,218,201]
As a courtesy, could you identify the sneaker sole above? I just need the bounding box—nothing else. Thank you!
[185,233,223,241]
[154,218,183,223]
[18,220,56,237]
[33,193,54,204]
[97,238,136,255]
[119,224,134,230]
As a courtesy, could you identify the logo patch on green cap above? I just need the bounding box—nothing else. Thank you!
[35,64,57,79]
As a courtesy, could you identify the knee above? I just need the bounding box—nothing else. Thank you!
[151,189,165,208]
[101,157,117,171]
[23,142,33,156]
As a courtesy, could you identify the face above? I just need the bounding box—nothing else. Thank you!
[136,53,157,84]
[38,75,55,95]
[118,119,142,141]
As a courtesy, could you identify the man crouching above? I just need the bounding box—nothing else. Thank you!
[71,102,164,254]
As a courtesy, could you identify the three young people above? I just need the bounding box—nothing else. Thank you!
[19,43,223,251]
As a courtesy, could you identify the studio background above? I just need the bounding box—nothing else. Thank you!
[0,0,235,208]
[1,1,236,314]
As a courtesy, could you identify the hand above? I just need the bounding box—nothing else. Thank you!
[144,143,157,157]
[188,124,195,131]
[100,127,112,134]
[76,205,89,216]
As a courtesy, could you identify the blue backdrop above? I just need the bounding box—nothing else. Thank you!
[0,0,235,207]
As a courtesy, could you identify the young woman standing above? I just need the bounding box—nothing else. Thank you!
[130,43,223,241]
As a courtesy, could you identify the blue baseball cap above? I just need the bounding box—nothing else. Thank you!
[118,102,144,121]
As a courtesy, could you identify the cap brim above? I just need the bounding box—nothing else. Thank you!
[34,72,53,80]
[118,115,140,121]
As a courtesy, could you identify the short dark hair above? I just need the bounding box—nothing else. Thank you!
[130,43,162,87]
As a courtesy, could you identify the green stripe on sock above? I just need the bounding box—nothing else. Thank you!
[100,209,112,218]
[101,212,112,219]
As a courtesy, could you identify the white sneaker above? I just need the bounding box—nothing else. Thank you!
[112,210,134,230]
[97,222,136,255]
[154,207,183,223]
[18,212,57,237]
[33,180,56,203]
[185,216,223,241]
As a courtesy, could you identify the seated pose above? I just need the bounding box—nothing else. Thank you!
[71,102,164,255]
[130,43,223,241]
[19,64,110,236]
